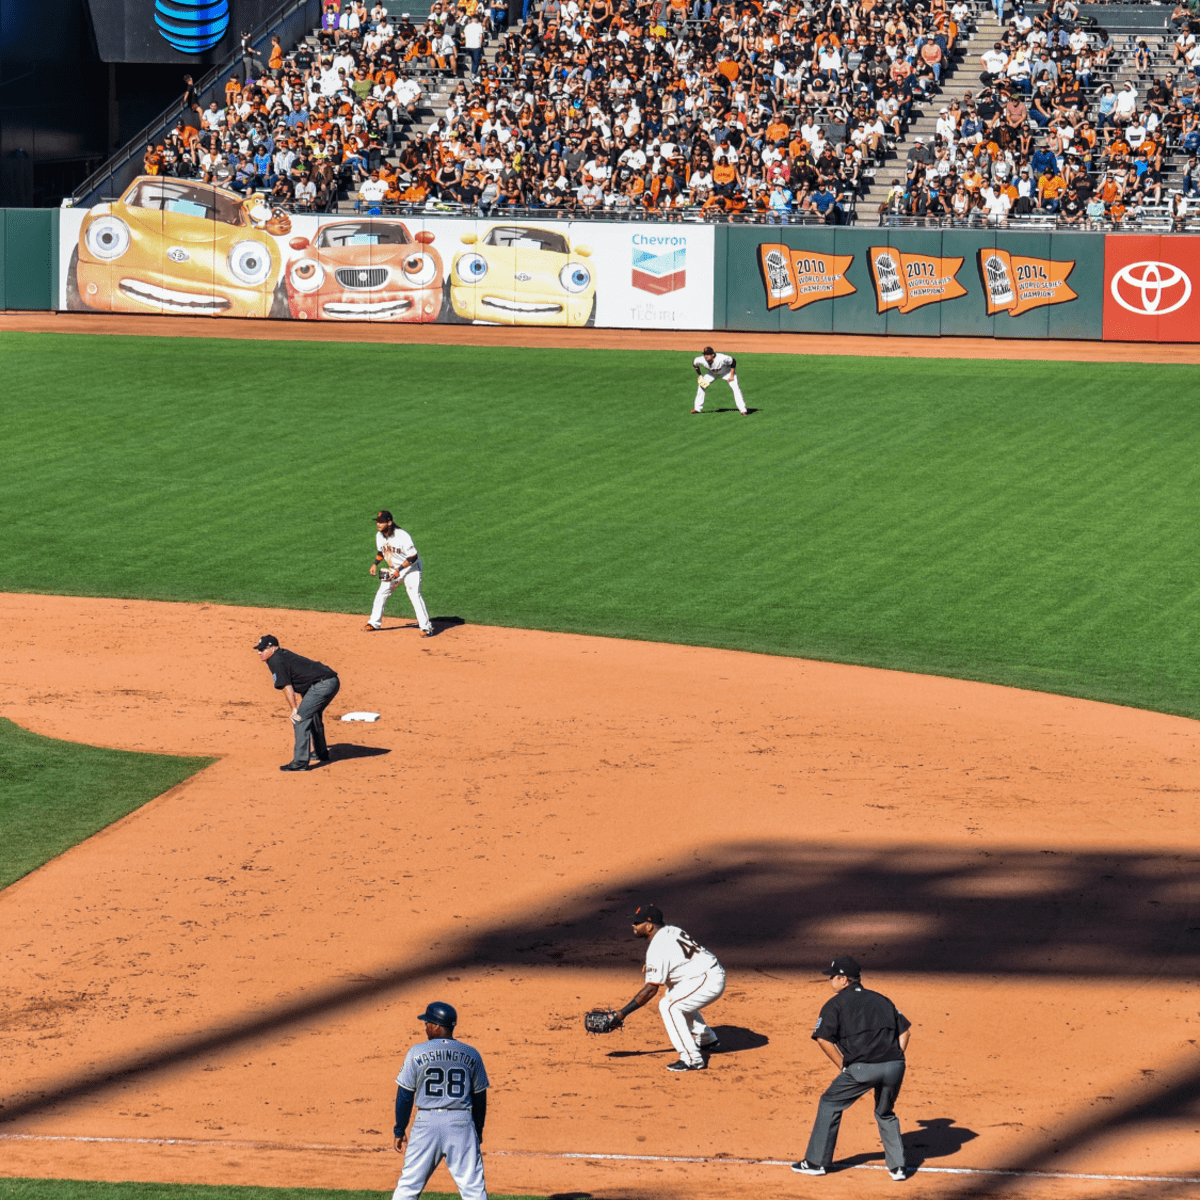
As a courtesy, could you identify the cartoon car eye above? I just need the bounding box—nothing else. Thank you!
[228,240,273,286]
[289,259,325,293]
[456,252,488,283]
[559,262,592,294]
[402,251,438,287]
[85,216,132,261]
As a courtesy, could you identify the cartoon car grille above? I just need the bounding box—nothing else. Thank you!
[335,267,390,290]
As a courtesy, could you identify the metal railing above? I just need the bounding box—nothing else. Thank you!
[312,200,861,224]
[875,210,1200,231]
[69,0,322,210]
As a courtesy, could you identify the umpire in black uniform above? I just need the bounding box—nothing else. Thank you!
[254,634,340,771]
[792,955,911,1182]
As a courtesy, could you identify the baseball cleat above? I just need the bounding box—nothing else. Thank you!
[362,623,381,631]
[279,762,311,772]
[791,1161,826,1176]
[700,1038,721,1055]
[690,409,702,414]
[889,1167,908,1182]
[666,1058,706,1071]
[420,628,435,637]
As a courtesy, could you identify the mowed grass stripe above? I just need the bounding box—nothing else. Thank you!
[0,718,214,889]
[3,333,1199,716]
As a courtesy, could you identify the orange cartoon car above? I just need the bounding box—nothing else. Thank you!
[283,220,444,321]
[68,176,288,316]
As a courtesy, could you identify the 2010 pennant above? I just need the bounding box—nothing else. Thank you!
[869,245,967,314]
[977,249,1077,317]
[758,243,856,311]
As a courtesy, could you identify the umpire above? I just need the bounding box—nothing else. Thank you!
[792,955,911,1182]
[254,634,340,772]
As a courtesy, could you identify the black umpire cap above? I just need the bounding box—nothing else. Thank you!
[253,634,279,651]
[823,955,862,978]
[630,903,665,925]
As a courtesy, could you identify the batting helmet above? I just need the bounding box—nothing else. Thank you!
[418,1001,458,1029]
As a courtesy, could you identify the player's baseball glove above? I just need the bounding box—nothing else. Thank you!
[379,567,400,581]
[585,1009,623,1034]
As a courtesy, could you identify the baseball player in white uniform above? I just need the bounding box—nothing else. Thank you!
[392,1001,490,1200]
[692,346,749,415]
[610,903,726,1071]
[366,509,434,636]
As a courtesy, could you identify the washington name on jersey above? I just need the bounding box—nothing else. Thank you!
[396,1038,489,1110]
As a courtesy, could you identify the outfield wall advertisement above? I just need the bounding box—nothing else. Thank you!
[56,180,714,331]
[30,186,1200,341]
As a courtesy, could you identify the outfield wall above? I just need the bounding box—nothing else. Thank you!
[0,203,1196,342]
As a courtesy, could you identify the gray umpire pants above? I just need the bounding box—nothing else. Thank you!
[804,1059,906,1170]
[292,676,340,764]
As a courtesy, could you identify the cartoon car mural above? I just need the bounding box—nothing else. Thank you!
[448,225,595,326]
[284,220,443,321]
[69,176,288,316]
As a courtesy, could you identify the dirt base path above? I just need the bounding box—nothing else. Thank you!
[1,595,1199,1199]
[4,310,1200,363]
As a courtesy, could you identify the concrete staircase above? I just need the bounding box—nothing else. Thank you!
[858,3,998,216]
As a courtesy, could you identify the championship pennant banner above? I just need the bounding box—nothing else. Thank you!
[978,249,1077,317]
[868,245,967,314]
[757,243,855,311]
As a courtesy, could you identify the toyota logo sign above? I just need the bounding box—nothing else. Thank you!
[1109,260,1192,316]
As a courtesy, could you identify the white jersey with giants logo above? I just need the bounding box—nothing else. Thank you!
[644,924,721,987]
[694,352,735,377]
[377,527,422,573]
[396,1037,489,1110]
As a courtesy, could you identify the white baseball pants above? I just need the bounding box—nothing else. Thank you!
[659,966,726,1066]
[393,1109,487,1200]
[370,566,432,632]
[694,372,747,413]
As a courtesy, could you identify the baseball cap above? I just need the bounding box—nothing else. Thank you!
[253,634,279,651]
[375,509,393,522]
[630,903,665,925]
[822,954,862,978]
[702,345,715,355]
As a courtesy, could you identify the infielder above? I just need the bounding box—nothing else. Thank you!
[367,509,433,637]
[692,346,749,415]
[610,903,726,1071]
[392,1001,490,1200]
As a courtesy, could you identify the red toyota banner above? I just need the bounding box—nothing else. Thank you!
[1102,236,1200,343]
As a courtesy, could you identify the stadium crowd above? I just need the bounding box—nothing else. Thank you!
[880,0,1200,227]
[137,0,1200,225]
[142,0,972,222]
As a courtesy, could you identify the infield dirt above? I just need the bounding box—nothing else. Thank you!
[1,594,1199,1199]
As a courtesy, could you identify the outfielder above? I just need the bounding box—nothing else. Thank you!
[609,903,726,1071]
[692,346,749,415]
[392,1001,490,1200]
[366,509,433,637]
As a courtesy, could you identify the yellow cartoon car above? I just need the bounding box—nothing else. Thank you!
[447,225,595,326]
[68,176,289,317]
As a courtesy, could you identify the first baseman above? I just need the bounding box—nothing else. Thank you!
[609,903,726,1071]
[366,509,433,637]
[792,955,911,1182]
[692,347,749,415]
[392,1001,489,1200]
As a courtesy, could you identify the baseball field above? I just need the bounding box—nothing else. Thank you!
[2,318,1200,1200]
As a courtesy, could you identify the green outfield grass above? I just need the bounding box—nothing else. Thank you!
[0,717,213,889]
[0,1182,539,1200]
[4,331,1200,718]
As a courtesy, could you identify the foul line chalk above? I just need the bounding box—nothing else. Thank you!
[2,1134,1198,1186]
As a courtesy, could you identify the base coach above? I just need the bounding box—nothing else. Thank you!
[792,955,911,1182]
